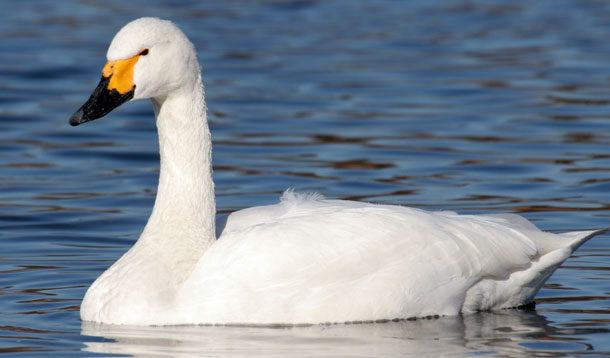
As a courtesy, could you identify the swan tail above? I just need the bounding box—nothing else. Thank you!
[464,228,607,312]
[533,228,607,282]
[558,228,608,253]
[516,228,607,304]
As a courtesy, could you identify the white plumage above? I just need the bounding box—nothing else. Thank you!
[73,17,605,326]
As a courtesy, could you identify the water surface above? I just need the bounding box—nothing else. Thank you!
[0,1,609,356]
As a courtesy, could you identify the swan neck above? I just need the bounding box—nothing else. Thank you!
[144,79,215,251]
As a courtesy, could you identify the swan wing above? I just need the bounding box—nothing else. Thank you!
[172,193,578,324]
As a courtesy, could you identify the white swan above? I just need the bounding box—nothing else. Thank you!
[70,17,606,326]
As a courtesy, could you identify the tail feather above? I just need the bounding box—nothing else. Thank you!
[559,228,608,252]
[463,227,607,312]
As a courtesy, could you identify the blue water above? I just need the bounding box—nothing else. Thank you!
[1,0,609,356]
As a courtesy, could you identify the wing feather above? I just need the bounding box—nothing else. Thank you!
[175,196,550,323]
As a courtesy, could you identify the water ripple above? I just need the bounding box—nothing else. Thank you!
[0,0,608,357]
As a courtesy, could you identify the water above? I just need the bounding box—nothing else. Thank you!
[1,0,609,356]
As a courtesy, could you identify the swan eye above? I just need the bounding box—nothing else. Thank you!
[139,49,149,56]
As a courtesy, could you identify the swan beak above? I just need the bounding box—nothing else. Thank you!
[70,54,142,126]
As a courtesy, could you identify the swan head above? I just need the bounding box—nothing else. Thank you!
[70,17,200,126]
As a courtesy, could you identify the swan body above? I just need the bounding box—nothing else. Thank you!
[70,18,606,326]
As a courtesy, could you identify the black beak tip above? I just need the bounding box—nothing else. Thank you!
[69,75,135,127]
[69,109,85,126]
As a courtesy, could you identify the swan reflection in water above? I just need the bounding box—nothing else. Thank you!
[81,309,591,357]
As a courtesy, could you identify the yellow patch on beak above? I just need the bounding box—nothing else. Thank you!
[102,50,146,94]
